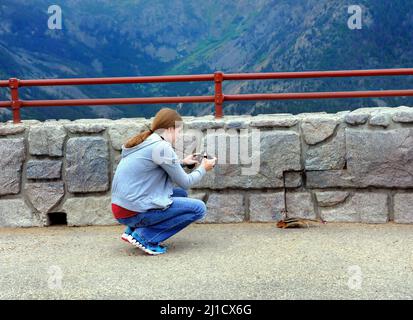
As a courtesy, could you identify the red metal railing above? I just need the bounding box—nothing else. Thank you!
[1,68,413,123]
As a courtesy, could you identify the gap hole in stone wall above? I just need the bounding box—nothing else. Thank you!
[48,212,67,226]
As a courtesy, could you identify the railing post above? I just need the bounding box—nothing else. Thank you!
[9,78,21,123]
[214,71,224,118]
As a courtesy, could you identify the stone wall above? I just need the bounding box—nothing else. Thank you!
[0,106,413,227]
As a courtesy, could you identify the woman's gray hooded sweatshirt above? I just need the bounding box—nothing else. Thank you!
[111,133,206,213]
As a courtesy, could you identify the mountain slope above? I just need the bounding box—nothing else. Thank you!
[1,0,413,121]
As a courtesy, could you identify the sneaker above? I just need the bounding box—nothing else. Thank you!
[130,230,167,255]
[145,243,168,255]
[121,226,135,243]
[122,227,168,252]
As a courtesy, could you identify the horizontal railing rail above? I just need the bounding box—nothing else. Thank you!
[1,68,413,123]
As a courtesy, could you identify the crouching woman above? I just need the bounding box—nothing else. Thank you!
[111,108,216,255]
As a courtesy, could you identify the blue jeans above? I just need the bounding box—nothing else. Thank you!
[117,188,206,244]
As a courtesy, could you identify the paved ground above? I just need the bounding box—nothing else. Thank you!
[0,223,412,300]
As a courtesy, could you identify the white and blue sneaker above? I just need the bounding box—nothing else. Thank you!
[129,230,167,255]
[121,226,135,243]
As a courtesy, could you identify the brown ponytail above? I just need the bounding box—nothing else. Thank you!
[124,108,183,148]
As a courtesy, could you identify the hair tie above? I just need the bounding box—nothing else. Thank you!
[145,123,155,134]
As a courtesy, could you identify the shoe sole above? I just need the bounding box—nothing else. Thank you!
[121,233,130,243]
[122,234,165,255]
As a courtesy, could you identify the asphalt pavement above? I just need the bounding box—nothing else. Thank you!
[0,223,412,299]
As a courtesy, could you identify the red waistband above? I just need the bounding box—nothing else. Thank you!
[111,203,139,219]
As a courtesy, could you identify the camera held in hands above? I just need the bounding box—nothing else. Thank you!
[186,151,215,169]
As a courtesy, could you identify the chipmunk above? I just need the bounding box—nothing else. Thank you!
[276,209,326,228]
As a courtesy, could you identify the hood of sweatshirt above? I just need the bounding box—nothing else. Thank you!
[120,133,164,158]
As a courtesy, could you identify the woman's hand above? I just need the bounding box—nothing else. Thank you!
[182,154,200,166]
[202,157,217,172]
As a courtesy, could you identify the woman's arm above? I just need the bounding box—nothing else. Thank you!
[153,141,207,189]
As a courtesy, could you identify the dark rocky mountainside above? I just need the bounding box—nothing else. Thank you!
[1,0,412,121]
